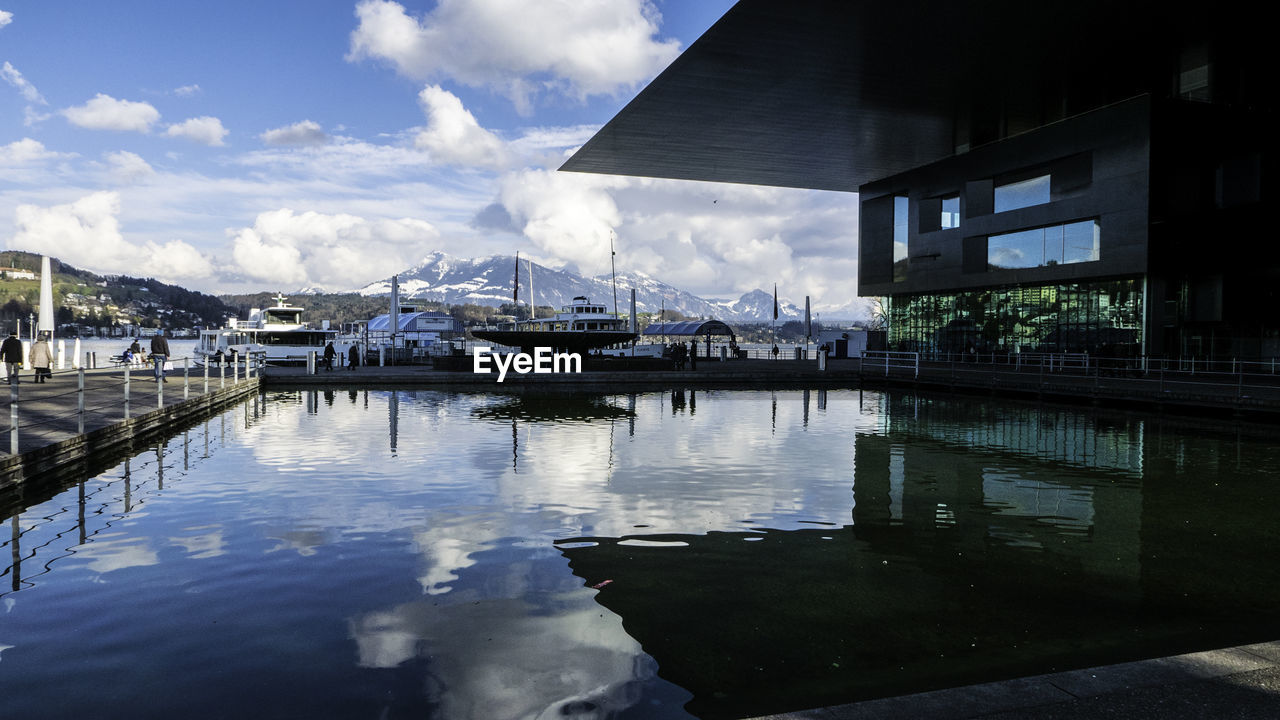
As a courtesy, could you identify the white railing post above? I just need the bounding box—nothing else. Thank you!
[157,364,164,408]
[78,368,85,435]
[183,358,190,400]
[204,359,209,394]
[220,362,225,390]
[9,383,18,455]
[124,365,131,420]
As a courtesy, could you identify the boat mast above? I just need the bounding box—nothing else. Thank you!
[610,231,619,319]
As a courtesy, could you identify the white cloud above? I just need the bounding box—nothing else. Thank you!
[174,84,201,97]
[62,94,160,132]
[165,116,228,146]
[497,169,625,274]
[9,191,213,282]
[492,170,866,315]
[414,85,507,168]
[105,150,155,182]
[1,62,46,105]
[228,208,440,290]
[260,119,329,147]
[0,138,68,165]
[0,10,11,29]
[347,0,681,113]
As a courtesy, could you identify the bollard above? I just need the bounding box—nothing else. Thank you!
[157,364,164,408]
[124,365,131,420]
[204,358,209,395]
[183,358,190,400]
[307,350,316,375]
[234,357,240,385]
[78,368,85,434]
[220,362,225,390]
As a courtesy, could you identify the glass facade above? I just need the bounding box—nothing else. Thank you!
[885,278,1143,357]
[994,174,1051,212]
[988,220,1100,270]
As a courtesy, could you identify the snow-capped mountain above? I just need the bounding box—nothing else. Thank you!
[355,251,807,322]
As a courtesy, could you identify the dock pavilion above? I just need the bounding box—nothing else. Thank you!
[642,319,737,359]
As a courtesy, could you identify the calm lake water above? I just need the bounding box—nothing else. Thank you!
[2,388,1279,719]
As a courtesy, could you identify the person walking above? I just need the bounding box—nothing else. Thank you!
[2,331,23,384]
[688,341,697,370]
[29,335,53,383]
[347,344,359,371]
[150,329,172,382]
[323,342,336,371]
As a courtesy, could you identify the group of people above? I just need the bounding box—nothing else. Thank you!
[122,334,173,382]
[0,329,175,386]
[321,342,359,371]
[2,331,52,384]
[670,341,698,370]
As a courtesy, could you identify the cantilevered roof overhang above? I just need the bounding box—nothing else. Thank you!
[561,0,1251,192]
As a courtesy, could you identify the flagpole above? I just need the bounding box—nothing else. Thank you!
[514,252,521,328]
[772,283,778,360]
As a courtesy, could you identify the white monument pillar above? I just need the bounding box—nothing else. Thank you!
[38,256,55,342]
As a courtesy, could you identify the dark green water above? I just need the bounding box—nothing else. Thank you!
[1,388,1278,719]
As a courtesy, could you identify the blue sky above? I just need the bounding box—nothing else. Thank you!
[0,1,863,315]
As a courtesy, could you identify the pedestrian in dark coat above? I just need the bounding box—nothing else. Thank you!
[323,342,336,371]
[150,330,172,382]
[348,345,359,370]
[2,332,23,384]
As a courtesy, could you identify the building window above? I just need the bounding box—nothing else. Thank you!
[941,195,960,229]
[988,220,1099,270]
[1178,44,1211,102]
[893,195,908,282]
[993,174,1051,213]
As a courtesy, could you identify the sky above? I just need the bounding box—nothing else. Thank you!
[0,1,866,316]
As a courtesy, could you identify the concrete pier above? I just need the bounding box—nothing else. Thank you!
[1,364,260,488]
[748,640,1280,719]
[263,357,1280,417]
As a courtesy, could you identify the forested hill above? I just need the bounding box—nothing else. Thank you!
[0,250,233,329]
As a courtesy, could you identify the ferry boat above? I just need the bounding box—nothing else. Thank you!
[197,294,340,365]
[471,296,637,354]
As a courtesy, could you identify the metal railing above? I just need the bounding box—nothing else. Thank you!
[861,351,920,378]
[2,355,262,456]
[862,351,1280,407]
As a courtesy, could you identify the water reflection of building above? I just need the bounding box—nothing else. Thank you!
[559,396,1280,716]
[563,2,1276,360]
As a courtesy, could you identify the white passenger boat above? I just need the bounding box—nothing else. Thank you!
[197,294,339,365]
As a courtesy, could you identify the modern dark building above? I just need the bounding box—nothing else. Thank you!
[562,1,1277,360]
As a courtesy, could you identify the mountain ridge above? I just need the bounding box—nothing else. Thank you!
[351,251,808,322]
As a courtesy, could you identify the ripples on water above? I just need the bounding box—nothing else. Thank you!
[2,388,1280,719]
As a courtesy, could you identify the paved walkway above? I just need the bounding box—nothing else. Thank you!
[749,641,1280,719]
[1,360,253,456]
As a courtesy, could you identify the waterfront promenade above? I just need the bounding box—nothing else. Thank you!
[749,640,1280,719]
[0,360,259,487]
